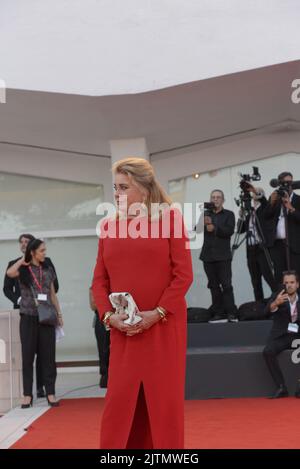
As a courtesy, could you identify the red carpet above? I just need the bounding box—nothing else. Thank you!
[11,397,300,449]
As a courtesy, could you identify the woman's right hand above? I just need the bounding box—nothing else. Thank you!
[20,256,30,266]
[109,313,131,332]
[6,256,29,279]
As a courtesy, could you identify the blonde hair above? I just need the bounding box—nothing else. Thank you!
[112,157,172,217]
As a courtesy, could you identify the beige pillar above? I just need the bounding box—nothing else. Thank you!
[109,138,149,165]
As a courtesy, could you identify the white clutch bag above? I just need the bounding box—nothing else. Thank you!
[109,292,142,325]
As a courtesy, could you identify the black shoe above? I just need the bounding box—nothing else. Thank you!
[37,388,46,398]
[228,313,239,323]
[21,396,33,409]
[47,396,60,407]
[208,314,228,323]
[295,381,300,398]
[100,375,108,388]
[269,385,289,399]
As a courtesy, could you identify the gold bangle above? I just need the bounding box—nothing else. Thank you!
[156,306,167,322]
[103,311,114,330]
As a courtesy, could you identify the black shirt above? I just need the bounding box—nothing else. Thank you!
[200,208,235,262]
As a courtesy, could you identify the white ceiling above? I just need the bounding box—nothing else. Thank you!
[0,0,300,95]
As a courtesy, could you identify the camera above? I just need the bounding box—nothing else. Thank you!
[269,178,300,197]
[194,202,216,232]
[203,202,216,217]
[203,202,215,211]
[277,184,291,198]
[235,166,261,213]
[239,166,261,192]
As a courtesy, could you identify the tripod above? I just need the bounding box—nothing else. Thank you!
[232,204,274,281]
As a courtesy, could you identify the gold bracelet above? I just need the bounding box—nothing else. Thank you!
[156,306,167,322]
[103,311,115,330]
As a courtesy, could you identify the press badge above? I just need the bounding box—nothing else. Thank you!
[288,323,299,333]
[38,293,47,302]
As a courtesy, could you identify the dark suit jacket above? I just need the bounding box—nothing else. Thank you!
[200,208,235,262]
[265,293,300,340]
[264,193,300,253]
[3,257,59,308]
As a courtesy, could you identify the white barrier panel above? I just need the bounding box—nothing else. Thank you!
[0,311,22,413]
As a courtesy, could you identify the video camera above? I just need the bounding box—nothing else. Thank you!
[269,178,300,197]
[203,202,215,211]
[235,166,261,213]
[239,166,261,192]
[203,202,215,216]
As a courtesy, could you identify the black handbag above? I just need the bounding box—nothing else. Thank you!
[30,286,57,326]
[187,307,212,323]
[238,300,269,321]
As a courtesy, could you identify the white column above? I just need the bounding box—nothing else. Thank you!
[109,138,149,165]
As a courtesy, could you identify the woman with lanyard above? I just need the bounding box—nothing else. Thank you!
[7,239,63,408]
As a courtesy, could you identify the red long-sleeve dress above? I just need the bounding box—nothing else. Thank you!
[92,208,193,449]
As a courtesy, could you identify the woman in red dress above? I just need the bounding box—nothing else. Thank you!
[92,157,193,449]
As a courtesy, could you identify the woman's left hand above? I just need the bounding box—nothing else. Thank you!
[126,309,160,336]
[57,316,64,327]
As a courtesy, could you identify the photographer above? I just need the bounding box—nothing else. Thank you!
[199,189,238,323]
[263,271,300,399]
[239,185,277,301]
[264,172,300,287]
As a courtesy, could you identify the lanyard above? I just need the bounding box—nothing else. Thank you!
[29,265,43,292]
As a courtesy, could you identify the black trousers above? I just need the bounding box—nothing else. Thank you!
[263,333,300,388]
[246,245,277,301]
[20,314,57,396]
[36,355,44,391]
[18,310,43,391]
[270,240,300,288]
[203,260,237,316]
[94,312,110,377]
